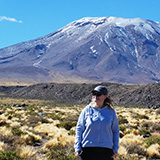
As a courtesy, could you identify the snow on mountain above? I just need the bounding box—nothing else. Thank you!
[0,17,160,84]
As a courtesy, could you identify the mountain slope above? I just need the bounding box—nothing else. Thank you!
[0,17,160,84]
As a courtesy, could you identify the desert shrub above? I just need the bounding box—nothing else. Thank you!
[156,108,160,115]
[119,125,126,132]
[118,115,128,124]
[0,120,7,126]
[40,118,50,123]
[0,134,15,144]
[125,143,146,156]
[0,150,21,160]
[28,135,37,145]
[45,144,77,160]
[139,129,151,137]
[11,128,25,136]
[141,121,153,131]
[57,121,77,130]
[134,114,149,120]
[26,116,50,127]
[0,134,25,150]
[115,154,143,160]
[25,107,36,116]
[68,129,75,135]
[141,121,152,128]
[26,116,40,126]
[124,129,131,135]
[5,124,10,128]
[8,115,12,120]
[146,143,160,159]
[152,123,160,132]
[145,136,160,147]
[48,113,62,120]
[65,114,79,122]
[141,121,160,132]
[24,134,41,145]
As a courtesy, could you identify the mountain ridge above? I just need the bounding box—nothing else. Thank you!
[1,82,160,107]
[0,17,160,84]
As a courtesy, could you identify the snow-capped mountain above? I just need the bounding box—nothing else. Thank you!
[0,17,160,84]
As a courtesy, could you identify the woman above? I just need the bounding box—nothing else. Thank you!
[74,85,119,160]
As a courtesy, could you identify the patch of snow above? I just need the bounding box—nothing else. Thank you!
[47,43,52,48]
[145,33,154,40]
[74,25,96,42]
[104,33,116,51]
[90,45,99,57]
[107,17,145,27]
[106,17,157,34]
[135,46,139,60]
[69,60,73,65]
[127,62,131,69]
[90,46,96,53]
[75,17,107,25]
[62,25,75,34]
[98,35,103,44]
[33,60,42,67]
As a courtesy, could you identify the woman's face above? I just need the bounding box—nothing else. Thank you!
[92,91,107,108]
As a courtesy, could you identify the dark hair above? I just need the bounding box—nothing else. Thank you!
[103,97,114,110]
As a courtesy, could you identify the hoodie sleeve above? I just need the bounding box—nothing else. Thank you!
[74,108,86,152]
[111,110,119,153]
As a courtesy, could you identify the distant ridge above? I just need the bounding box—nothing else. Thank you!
[1,82,160,107]
[0,17,160,84]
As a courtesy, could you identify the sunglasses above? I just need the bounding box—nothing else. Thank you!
[92,92,102,97]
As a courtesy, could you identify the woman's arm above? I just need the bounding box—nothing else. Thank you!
[112,111,120,153]
[74,108,86,153]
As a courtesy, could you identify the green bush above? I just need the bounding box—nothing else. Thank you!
[119,125,126,132]
[0,151,21,160]
[118,115,128,124]
[48,113,62,120]
[134,114,149,120]
[141,121,152,128]
[46,144,77,160]
[68,129,75,135]
[11,128,25,136]
[0,134,14,144]
[139,129,151,137]
[25,134,41,145]
[8,115,12,120]
[141,121,160,132]
[145,136,160,147]
[124,143,146,156]
[152,123,160,132]
[57,121,77,130]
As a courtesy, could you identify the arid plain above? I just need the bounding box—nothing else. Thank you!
[0,95,159,160]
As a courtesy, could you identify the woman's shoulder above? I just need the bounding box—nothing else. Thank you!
[81,103,92,113]
[106,105,117,114]
[83,103,92,110]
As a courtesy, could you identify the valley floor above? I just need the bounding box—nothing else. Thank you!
[0,98,159,160]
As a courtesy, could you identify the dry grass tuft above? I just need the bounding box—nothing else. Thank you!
[0,126,13,136]
[146,143,160,158]
[18,145,37,158]
[0,141,5,152]
[43,139,59,149]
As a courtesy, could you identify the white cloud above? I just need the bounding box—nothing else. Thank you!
[0,16,22,23]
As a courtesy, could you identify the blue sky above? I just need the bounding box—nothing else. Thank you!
[0,0,160,49]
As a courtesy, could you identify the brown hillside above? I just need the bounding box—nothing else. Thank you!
[0,82,160,107]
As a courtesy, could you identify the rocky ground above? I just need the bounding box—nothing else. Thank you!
[0,82,160,107]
